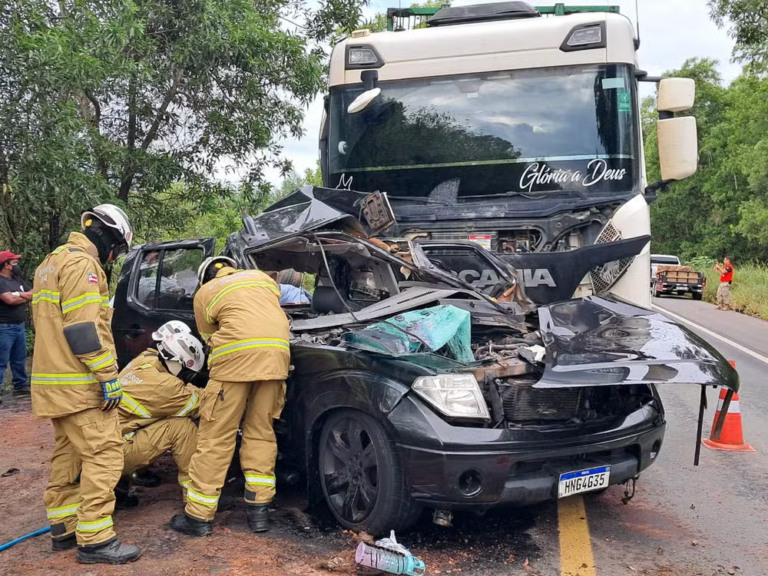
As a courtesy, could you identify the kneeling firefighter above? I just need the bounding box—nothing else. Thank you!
[171,256,290,536]
[31,204,141,564]
[118,321,207,500]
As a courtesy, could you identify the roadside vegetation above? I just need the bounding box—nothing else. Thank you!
[682,257,768,320]
[646,4,768,320]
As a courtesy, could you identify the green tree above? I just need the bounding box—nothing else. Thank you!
[647,57,768,262]
[648,58,729,260]
[277,163,324,197]
[0,0,365,271]
[708,0,768,72]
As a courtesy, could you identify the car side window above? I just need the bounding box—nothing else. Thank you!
[136,251,161,308]
[135,248,204,311]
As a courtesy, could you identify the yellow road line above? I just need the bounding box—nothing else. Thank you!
[558,495,597,576]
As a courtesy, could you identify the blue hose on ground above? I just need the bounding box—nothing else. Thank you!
[0,526,51,552]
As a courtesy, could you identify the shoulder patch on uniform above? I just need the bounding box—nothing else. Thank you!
[87,273,99,284]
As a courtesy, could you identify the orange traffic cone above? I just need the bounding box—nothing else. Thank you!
[702,362,755,452]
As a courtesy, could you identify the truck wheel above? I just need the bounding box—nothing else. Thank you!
[693,293,703,301]
[653,285,661,298]
[318,410,421,534]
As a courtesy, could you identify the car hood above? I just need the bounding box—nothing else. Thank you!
[534,296,739,392]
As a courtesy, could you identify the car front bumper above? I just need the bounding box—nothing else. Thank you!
[387,394,665,510]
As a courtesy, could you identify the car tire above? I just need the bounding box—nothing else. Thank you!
[693,293,703,301]
[318,409,421,534]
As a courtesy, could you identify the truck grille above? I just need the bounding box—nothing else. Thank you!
[590,221,633,294]
[499,382,581,422]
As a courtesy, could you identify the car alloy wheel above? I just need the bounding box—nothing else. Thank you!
[320,413,380,524]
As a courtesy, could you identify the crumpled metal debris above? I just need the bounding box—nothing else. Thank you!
[518,345,546,365]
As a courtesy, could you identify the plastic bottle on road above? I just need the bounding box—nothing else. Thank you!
[355,531,425,576]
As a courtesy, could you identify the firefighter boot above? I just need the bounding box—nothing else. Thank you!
[52,533,77,551]
[170,513,213,537]
[130,468,162,487]
[76,538,142,564]
[246,504,270,533]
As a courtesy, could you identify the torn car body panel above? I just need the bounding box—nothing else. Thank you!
[535,296,739,392]
[238,186,396,246]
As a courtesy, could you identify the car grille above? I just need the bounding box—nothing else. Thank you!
[499,381,582,422]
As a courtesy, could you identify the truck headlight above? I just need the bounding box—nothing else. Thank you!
[412,374,490,422]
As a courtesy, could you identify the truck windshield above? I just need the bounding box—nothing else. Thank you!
[328,64,639,201]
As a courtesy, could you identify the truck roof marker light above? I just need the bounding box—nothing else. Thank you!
[345,45,384,69]
[560,23,606,52]
[351,29,371,38]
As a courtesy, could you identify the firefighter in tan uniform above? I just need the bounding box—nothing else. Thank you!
[119,321,207,495]
[31,204,141,564]
[171,256,290,537]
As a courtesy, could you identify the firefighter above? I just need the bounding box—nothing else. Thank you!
[119,321,207,499]
[31,204,141,564]
[170,256,290,536]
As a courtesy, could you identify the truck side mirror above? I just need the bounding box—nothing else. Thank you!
[656,77,698,182]
[658,78,695,112]
[657,116,698,181]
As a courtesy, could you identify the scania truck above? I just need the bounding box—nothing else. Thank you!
[319,2,699,306]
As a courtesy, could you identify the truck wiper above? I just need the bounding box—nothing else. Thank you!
[468,189,587,200]
[386,195,453,206]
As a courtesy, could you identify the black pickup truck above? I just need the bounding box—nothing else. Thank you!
[111,187,738,533]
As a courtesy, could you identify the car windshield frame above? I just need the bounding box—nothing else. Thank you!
[328,63,641,202]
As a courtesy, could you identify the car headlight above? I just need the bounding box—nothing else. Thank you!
[412,374,490,422]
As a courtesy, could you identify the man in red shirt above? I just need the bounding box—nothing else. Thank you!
[714,257,734,310]
[0,250,33,395]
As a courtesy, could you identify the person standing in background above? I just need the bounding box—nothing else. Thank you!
[714,257,735,310]
[0,250,33,395]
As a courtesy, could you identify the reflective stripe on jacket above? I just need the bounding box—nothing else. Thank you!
[194,268,290,382]
[31,232,118,418]
[117,349,207,435]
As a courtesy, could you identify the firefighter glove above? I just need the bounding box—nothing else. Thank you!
[100,378,123,411]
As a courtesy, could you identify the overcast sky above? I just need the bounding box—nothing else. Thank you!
[264,0,738,184]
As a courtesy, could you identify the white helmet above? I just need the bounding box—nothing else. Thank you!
[81,204,133,254]
[197,256,237,285]
[151,320,192,341]
[156,331,205,375]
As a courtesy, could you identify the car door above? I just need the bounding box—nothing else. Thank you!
[112,239,215,368]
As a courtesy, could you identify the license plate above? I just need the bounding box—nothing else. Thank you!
[558,466,610,498]
[676,285,688,291]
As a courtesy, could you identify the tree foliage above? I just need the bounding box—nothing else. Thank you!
[648,57,768,262]
[0,0,365,274]
[708,0,768,72]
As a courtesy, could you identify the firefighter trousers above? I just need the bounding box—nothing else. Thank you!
[44,408,123,547]
[185,379,285,521]
[123,418,198,490]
